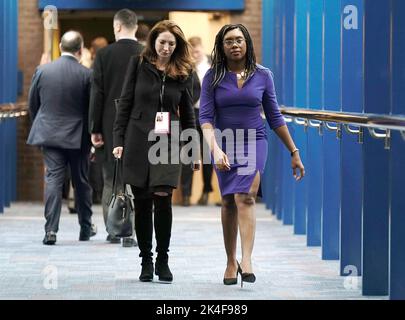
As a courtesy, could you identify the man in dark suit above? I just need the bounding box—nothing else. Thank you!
[27,31,96,245]
[89,9,144,246]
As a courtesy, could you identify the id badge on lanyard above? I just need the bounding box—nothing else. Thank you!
[154,72,170,134]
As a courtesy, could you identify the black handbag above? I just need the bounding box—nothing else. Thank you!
[106,159,134,238]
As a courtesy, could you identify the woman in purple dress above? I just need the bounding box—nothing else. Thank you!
[199,24,305,287]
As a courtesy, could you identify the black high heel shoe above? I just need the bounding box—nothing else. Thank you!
[237,261,256,288]
[223,262,238,285]
[223,269,238,285]
[223,276,237,285]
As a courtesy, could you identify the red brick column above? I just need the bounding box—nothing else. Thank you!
[231,0,262,63]
[17,0,44,201]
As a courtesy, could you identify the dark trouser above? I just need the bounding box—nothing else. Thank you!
[43,146,93,234]
[89,160,103,203]
[101,159,114,226]
[180,108,213,197]
[131,187,172,261]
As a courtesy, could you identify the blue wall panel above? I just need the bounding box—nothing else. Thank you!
[262,0,275,213]
[0,0,4,213]
[0,0,18,214]
[262,0,404,299]
[293,0,309,235]
[362,0,390,296]
[9,0,19,202]
[4,120,11,207]
[321,0,341,260]
[273,0,284,221]
[269,132,278,215]
[306,0,323,246]
[390,0,405,300]
[274,139,283,221]
[0,123,4,213]
[340,0,363,276]
[281,0,295,225]
[390,131,405,299]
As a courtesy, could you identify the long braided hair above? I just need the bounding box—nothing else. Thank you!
[210,24,257,88]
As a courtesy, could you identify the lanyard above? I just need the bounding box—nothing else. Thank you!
[159,73,166,112]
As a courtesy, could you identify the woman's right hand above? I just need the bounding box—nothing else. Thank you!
[213,147,231,171]
[113,147,123,159]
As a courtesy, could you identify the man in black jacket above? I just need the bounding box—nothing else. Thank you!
[89,9,144,246]
[27,31,95,245]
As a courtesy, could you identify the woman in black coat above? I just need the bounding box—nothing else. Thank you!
[113,20,200,283]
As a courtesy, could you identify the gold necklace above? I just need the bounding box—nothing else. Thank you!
[236,71,246,80]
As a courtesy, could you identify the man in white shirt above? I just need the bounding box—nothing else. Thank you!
[180,37,213,206]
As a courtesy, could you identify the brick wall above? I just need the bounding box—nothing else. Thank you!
[17,0,44,201]
[231,0,262,63]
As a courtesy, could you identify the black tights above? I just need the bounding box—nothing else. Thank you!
[131,187,173,262]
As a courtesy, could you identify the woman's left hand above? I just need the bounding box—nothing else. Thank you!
[291,152,305,181]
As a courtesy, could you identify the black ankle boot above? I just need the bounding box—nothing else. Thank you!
[155,256,173,283]
[139,258,154,282]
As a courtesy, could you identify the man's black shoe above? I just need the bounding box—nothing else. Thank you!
[43,231,57,245]
[155,260,173,283]
[68,207,77,214]
[139,262,154,282]
[106,234,121,244]
[122,238,138,247]
[79,233,90,241]
[79,227,93,241]
[197,192,209,206]
[90,224,97,237]
[181,196,190,207]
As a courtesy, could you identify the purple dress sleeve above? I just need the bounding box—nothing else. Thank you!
[199,70,215,126]
[262,69,286,130]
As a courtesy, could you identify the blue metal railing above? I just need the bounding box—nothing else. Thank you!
[263,0,405,300]
[262,106,405,300]
[0,104,27,214]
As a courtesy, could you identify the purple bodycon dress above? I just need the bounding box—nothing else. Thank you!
[199,65,286,196]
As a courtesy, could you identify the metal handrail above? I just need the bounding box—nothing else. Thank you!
[344,125,364,143]
[324,122,342,139]
[308,119,323,135]
[280,106,405,145]
[284,115,294,123]
[280,106,405,131]
[368,128,391,149]
[0,102,29,119]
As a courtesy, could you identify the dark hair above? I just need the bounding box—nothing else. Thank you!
[60,31,83,54]
[142,20,193,80]
[211,24,256,88]
[114,9,138,30]
[136,22,151,41]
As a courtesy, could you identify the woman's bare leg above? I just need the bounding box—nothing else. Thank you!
[221,194,238,278]
[234,171,261,273]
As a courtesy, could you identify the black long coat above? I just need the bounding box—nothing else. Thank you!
[113,56,200,189]
[89,39,144,162]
